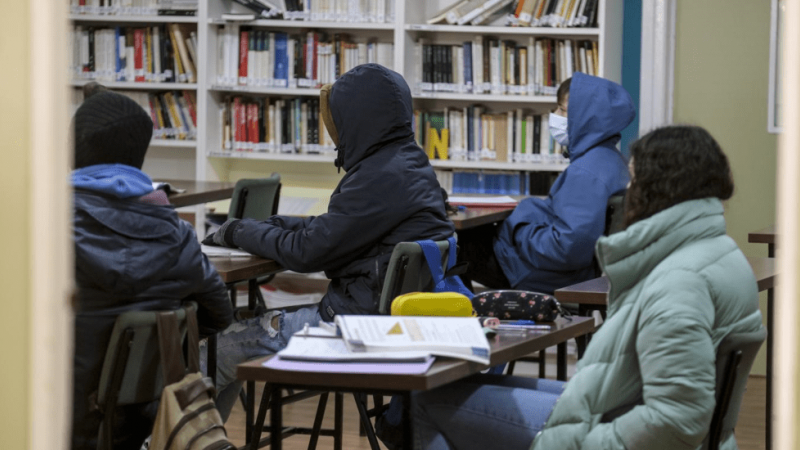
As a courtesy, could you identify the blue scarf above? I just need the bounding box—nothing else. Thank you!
[71,164,154,199]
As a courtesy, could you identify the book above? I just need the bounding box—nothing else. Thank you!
[334,315,491,364]
[446,195,518,207]
[426,0,469,24]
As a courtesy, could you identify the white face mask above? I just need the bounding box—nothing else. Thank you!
[549,113,569,147]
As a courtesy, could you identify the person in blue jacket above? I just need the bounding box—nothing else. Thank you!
[459,72,634,293]
[204,64,455,417]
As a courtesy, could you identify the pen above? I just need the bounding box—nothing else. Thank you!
[497,324,552,331]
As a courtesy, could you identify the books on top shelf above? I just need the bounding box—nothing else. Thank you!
[278,315,491,365]
[70,0,197,16]
[220,95,336,154]
[216,25,393,88]
[426,0,599,28]
[73,88,198,140]
[415,36,598,97]
[414,107,568,165]
[70,24,198,84]
[230,0,395,23]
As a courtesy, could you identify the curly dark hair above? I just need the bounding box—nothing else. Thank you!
[624,125,734,227]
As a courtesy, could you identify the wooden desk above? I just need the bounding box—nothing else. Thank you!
[237,316,595,450]
[450,206,514,231]
[554,256,777,307]
[748,224,777,450]
[160,179,236,207]
[748,225,776,257]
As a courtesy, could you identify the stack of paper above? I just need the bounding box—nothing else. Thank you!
[201,244,252,258]
[447,196,519,207]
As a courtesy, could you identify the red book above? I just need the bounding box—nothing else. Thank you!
[237,100,247,150]
[313,32,319,83]
[249,103,259,144]
[239,31,249,85]
[233,97,242,149]
[134,29,145,82]
[181,90,197,126]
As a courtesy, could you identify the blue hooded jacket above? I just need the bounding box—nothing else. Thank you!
[493,72,634,293]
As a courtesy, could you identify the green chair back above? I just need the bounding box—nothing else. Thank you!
[228,174,282,221]
[702,326,767,449]
[95,303,194,409]
[378,239,451,315]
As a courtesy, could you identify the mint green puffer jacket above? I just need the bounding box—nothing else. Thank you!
[531,198,762,450]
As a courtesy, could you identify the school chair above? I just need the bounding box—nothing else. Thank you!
[93,302,196,450]
[703,327,766,449]
[227,173,283,314]
[350,237,454,449]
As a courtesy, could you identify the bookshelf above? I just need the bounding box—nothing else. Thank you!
[69,0,624,223]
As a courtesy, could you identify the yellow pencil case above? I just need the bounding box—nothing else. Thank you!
[390,292,474,317]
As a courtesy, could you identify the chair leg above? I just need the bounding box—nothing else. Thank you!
[538,350,546,378]
[246,380,255,442]
[249,385,272,450]
[507,360,517,375]
[353,393,382,450]
[334,392,343,450]
[358,393,367,436]
[307,392,329,450]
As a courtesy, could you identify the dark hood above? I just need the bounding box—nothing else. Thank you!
[568,72,636,160]
[329,64,415,171]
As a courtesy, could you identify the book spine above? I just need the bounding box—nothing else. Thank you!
[238,30,249,85]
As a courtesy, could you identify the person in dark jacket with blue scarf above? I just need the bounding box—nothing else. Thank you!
[460,73,634,294]
[205,64,455,415]
[71,85,233,450]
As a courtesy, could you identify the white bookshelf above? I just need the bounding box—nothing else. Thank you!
[70,14,199,23]
[70,80,199,90]
[70,0,623,204]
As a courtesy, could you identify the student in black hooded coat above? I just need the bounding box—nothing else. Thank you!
[206,64,455,417]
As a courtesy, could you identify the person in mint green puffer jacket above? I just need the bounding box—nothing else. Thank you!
[412,125,762,450]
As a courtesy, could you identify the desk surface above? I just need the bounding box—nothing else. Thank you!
[450,207,515,230]
[555,256,776,306]
[748,225,776,245]
[209,256,284,284]
[161,179,236,207]
[236,316,595,392]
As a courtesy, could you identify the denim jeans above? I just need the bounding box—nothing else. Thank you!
[413,375,564,450]
[201,306,323,420]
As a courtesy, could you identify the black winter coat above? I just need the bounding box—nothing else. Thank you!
[232,64,454,321]
[72,190,232,450]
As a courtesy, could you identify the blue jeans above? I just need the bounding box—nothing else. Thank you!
[201,306,323,420]
[413,375,564,450]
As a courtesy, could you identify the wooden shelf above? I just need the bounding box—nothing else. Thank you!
[70,80,198,90]
[69,14,198,23]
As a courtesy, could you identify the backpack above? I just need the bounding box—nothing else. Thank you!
[149,310,235,450]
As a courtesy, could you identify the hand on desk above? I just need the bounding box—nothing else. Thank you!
[202,218,240,248]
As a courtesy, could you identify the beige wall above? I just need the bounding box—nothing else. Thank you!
[0,0,31,447]
[673,2,777,375]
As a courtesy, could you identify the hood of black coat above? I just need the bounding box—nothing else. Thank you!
[329,64,415,171]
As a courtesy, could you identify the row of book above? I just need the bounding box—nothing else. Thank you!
[511,0,599,27]
[414,107,568,164]
[72,89,198,140]
[70,24,198,83]
[416,37,598,96]
[221,96,336,153]
[232,0,395,23]
[216,24,393,88]
[70,0,197,16]
[435,169,559,195]
[427,0,598,28]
